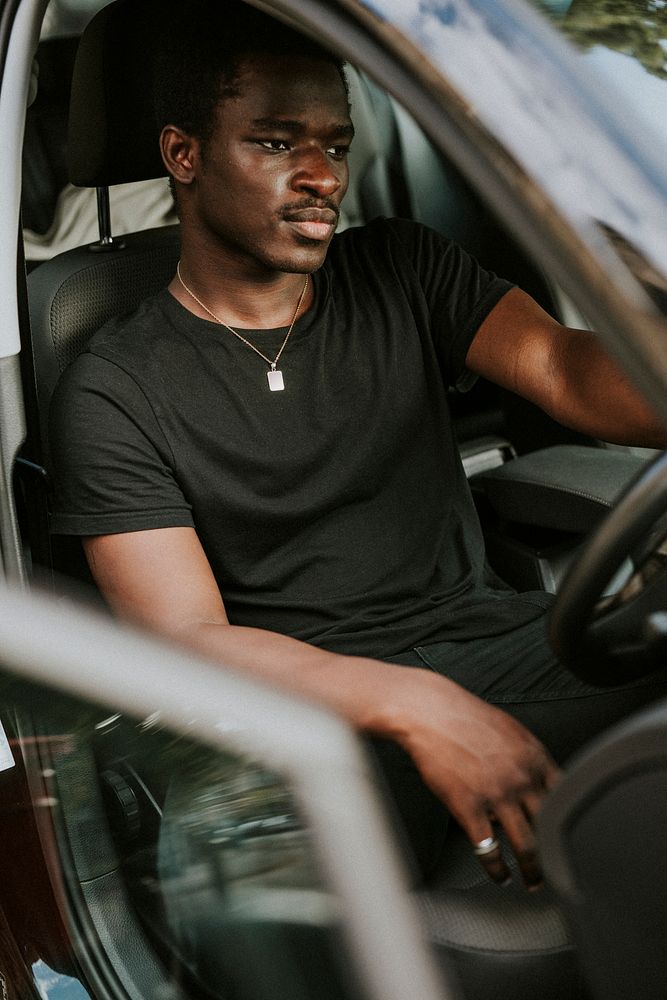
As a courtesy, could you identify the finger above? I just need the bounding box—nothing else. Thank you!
[522,759,562,819]
[528,747,562,793]
[519,789,544,822]
[466,820,512,887]
[494,805,543,891]
[542,761,563,793]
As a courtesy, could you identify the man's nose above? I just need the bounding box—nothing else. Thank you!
[291,147,343,197]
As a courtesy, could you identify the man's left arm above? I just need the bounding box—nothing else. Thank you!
[466,286,667,449]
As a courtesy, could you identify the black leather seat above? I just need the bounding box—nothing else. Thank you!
[26,2,592,997]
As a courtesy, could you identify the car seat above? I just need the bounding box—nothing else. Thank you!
[25,1,592,998]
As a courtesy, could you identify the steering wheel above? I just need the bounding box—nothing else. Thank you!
[549,449,667,685]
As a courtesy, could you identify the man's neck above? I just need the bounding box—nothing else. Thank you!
[170,254,313,330]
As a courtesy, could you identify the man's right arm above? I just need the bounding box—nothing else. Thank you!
[84,527,558,886]
[83,525,560,890]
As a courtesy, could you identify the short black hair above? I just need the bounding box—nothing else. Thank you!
[154,0,348,149]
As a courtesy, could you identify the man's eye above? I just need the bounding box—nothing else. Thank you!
[328,145,350,160]
[258,139,290,151]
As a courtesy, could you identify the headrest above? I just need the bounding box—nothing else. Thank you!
[68,0,343,188]
[67,0,165,187]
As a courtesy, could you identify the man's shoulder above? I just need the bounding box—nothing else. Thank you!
[53,290,174,405]
[86,290,171,362]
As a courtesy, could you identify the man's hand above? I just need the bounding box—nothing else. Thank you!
[385,669,561,889]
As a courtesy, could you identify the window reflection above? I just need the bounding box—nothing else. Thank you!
[534,0,667,139]
[598,222,667,315]
[159,753,353,1000]
[21,695,364,1000]
[537,0,667,83]
[31,960,91,1000]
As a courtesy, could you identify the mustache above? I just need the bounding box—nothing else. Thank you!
[280,198,340,223]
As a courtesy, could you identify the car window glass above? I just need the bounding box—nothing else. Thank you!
[524,2,667,323]
[534,0,667,314]
[4,679,366,1000]
[532,1,667,143]
[40,0,114,39]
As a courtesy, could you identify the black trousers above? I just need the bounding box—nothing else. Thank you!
[370,614,667,881]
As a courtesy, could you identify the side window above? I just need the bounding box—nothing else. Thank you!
[529,0,667,317]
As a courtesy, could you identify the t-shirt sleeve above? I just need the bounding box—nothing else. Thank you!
[49,352,194,536]
[389,219,514,388]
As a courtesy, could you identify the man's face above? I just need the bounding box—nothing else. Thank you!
[188,53,353,276]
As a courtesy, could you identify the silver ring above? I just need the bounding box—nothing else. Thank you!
[473,836,500,857]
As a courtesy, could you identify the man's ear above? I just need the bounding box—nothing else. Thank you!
[160,125,199,186]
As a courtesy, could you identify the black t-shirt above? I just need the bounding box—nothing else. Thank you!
[49,218,551,656]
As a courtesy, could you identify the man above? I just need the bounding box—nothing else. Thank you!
[49,1,666,890]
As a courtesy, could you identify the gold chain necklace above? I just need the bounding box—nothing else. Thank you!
[176,261,309,392]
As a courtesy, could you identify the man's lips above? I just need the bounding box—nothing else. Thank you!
[282,207,338,241]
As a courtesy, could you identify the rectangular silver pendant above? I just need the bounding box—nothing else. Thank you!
[267,369,285,391]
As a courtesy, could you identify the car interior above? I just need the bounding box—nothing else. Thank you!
[21,2,653,601]
[11,1,667,999]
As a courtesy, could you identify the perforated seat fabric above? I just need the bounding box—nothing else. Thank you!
[28,225,181,461]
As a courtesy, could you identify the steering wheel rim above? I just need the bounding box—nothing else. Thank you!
[549,449,667,684]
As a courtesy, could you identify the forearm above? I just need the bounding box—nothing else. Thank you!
[552,328,667,448]
[468,288,667,449]
[175,618,421,741]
